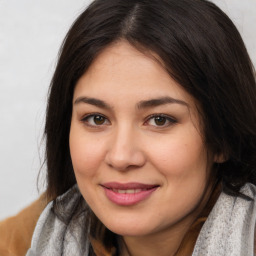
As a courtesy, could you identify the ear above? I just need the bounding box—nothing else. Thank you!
[214,153,226,163]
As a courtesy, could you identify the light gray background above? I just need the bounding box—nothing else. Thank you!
[0,0,255,220]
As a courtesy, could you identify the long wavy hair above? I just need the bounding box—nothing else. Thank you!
[45,0,256,208]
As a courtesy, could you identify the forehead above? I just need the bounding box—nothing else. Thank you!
[74,41,196,108]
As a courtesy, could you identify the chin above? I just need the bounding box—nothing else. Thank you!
[101,219,156,237]
[109,227,150,237]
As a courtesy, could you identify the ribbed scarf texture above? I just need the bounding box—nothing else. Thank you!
[26,184,256,256]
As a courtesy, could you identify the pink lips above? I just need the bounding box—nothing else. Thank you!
[101,182,159,206]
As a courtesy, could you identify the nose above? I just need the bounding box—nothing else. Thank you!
[105,125,146,171]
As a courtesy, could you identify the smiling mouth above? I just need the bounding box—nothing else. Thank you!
[101,182,159,206]
[111,188,149,194]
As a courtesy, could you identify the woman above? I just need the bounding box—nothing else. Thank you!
[26,0,256,255]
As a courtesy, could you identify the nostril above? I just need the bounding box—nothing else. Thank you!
[105,152,146,171]
[104,133,146,170]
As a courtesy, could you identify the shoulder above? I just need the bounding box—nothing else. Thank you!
[240,183,256,199]
[244,184,256,255]
[27,185,91,256]
[0,193,48,256]
[193,183,256,255]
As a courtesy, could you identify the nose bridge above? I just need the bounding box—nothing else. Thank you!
[105,122,145,170]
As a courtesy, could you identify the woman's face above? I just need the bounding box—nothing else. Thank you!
[70,41,214,238]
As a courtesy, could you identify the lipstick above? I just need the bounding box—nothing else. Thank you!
[101,182,159,206]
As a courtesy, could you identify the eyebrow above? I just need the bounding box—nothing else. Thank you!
[74,97,112,109]
[74,96,188,109]
[137,96,188,109]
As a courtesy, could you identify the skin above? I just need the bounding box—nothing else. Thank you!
[69,41,217,256]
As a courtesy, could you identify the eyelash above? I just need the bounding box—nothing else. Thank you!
[81,113,177,128]
[81,113,110,127]
[144,114,177,128]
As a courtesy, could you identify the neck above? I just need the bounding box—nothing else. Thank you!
[119,225,190,256]
[121,215,195,256]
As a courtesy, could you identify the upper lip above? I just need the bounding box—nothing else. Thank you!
[101,182,159,190]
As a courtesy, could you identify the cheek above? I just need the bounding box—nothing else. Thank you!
[147,131,207,177]
[69,126,105,178]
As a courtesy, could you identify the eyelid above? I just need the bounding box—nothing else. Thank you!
[80,113,111,127]
[79,112,177,129]
[144,113,177,127]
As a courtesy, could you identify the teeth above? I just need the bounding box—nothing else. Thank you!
[112,189,144,194]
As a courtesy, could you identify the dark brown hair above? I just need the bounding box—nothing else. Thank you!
[45,0,256,203]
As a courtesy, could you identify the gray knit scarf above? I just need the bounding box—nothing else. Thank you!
[26,183,256,256]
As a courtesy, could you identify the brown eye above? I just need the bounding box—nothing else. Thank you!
[154,116,167,126]
[94,115,106,125]
[146,114,177,128]
[82,114,110,127]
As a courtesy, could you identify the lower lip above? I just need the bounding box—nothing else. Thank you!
[103,187,158,206]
